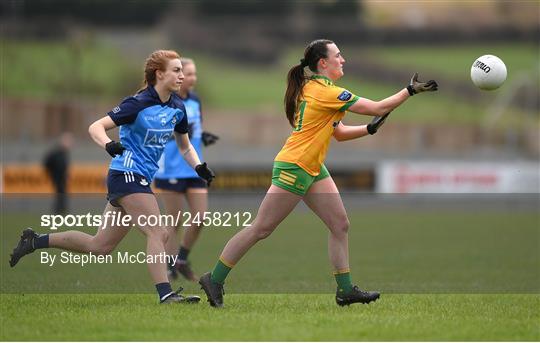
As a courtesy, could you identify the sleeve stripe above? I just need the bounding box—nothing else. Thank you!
[338,95,360,112]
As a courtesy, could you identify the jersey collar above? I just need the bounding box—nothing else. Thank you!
[310,75,334,86]
[147,85,173,105]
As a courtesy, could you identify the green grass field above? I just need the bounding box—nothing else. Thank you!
[2,294,538,341]
[1,202,539,340]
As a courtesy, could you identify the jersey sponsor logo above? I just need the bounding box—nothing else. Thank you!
[146,113,168,122]
[337,91,352,101]
[139,177,149,186]
[143,129,174,147]
[148,114,164,120]
[112,106,121,114]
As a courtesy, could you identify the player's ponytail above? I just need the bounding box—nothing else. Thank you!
[137,50,181,93]
[285,64,306,127]
[284,39,334,128]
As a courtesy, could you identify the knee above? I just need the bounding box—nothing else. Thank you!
[252,222,276,241]
[331,216,350,235]
[144,227,169,244]
[255,229,272,240]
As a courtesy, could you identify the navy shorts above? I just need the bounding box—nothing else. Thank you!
[107,169,153,207]
[154,177,207,193]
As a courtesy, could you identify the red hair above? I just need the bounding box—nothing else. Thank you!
[138,50,180,92]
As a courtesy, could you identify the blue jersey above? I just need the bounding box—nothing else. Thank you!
[155,92,203,179]
[107,86,188,182]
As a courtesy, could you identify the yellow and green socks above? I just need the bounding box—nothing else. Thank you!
[210,257,234,284]
[334,270,353,295]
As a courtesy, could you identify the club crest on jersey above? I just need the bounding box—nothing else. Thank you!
[337,91,352,101]
[139,177,149,186]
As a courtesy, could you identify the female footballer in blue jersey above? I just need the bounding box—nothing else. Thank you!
[9,50,215,304]
[199,39,437,307]
[154,57,219,281]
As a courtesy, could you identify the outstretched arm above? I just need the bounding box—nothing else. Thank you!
[348,89,409,117]
[348,73,438,116]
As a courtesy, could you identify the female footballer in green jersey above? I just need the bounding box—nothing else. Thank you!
[199,39,438,307]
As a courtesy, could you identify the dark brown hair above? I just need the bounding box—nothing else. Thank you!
[284,39,334,127]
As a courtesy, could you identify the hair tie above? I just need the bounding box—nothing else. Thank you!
[300,58,308,67]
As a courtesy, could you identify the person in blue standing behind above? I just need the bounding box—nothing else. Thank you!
[9,50,215,304]
[155,57,219,281]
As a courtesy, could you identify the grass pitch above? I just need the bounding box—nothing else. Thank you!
[1,201,539,340]
[1,294,538,341]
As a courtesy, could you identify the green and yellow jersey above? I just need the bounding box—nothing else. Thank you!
[274,75,359,176]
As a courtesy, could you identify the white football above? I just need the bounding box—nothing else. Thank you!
[470,55,507,90]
